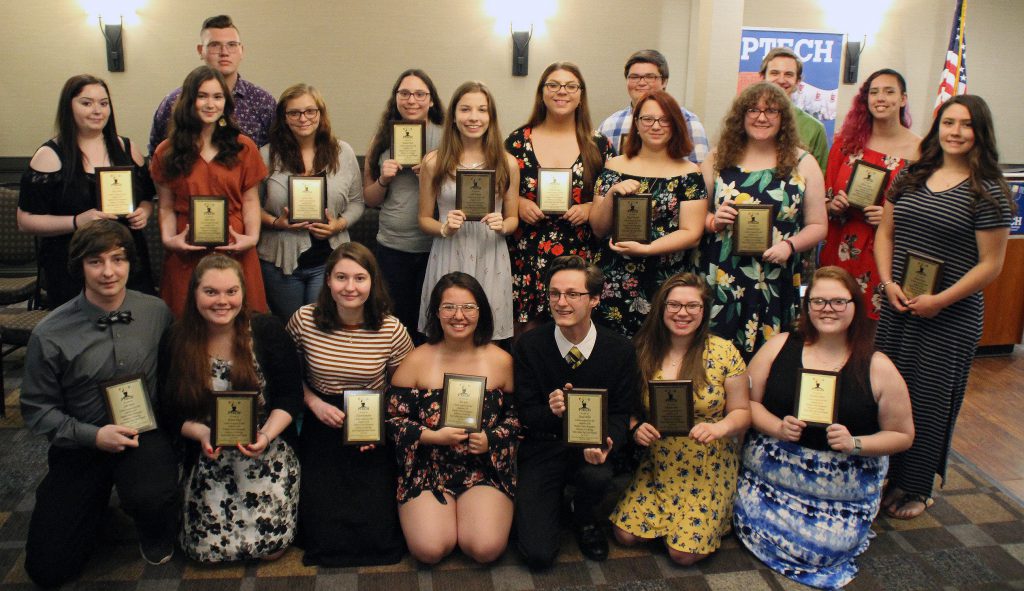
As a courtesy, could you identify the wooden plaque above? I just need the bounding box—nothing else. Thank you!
[390,120,426,166]
[455,169,496,222]
[732,203,774,256]
[188,195,229,247]
[210,390,258,447]
[612,193,652,244]
[794,369,839,428]
[343,389,384,445]
[845,160,890,210]
[901,250,944,299]
[564,388,607,447]
[288,175,327,223]
[100,374,157,434]
[648,380,694,436]
[95,166,135,216]
[441,373,487,433]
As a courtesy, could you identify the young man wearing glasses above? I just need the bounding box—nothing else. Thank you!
[148,15,275,153]
[597,49,708,163]
[758,46,828,174]
[512,255,640,568]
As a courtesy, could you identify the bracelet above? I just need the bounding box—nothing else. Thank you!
[783,238,795,253]
[377,178,389,188]
[440,221,451,238]
[628,421,642,442]
[71,213,78,231]
[876,280,893,295]
[258,431,270,445]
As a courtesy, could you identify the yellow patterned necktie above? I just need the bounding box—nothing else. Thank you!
[565,346,584,369]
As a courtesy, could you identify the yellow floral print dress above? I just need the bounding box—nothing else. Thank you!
[610,336,746,554]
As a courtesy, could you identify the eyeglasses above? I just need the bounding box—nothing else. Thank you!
[808,297,853,312]
[627,74,663,84]
[438,303,480,317]
[665,301,704,313]
[396,90,431,101]
[542,81,582,94]
[637,115,672,129]
[547,290,591,303]
[746,108,782,119]
[285,108,320,121]
[204,41,242,54]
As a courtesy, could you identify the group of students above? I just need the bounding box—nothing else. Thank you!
[15,13,1017,591]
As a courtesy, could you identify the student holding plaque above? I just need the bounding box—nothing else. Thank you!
[874,95,1014,520]
[20,221,178,587]
[388,273,518,564]
[417,82,519,341]
[151,66,269,317]
[589,91,707,337]
[258,83,364,321]
[699,83,827,360]
[504,62,614,335]
[18,74,156,307]
[286,242,413,567]
[611,273,749,566]
[161,254,302,563]
[734,267,913,588]
[363,70,445,341]
[819,69,921,319]
[513,256,639,567]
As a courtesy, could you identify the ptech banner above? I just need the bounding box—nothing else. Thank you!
[738,28,844,145]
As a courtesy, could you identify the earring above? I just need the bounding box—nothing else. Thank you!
[218,117,227,128]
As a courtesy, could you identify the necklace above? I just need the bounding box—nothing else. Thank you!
[459,160,484,169]
[806,346,847,372]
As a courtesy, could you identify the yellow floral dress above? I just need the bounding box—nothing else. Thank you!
[695,160,808,361]
[610,336,745,554]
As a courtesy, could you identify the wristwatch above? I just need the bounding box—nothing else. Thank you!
[876,281,893,296]
[850,436,863,455]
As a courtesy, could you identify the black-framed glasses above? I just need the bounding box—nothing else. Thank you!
[808,297,853,312]
[396,90,431,101]
[665,301,704,313]
[542,81,582,94]
[204,41,241,54]
[285,108,320,121]
[746,108,782,119]
[547,290,591,303]
[439,303,480,317]
[637,115,671,129]
[627,73,663,84]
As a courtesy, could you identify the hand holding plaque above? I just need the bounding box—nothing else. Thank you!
[844,160,890,210]
[441,373,486,432]
[288,175,327,223]
[189,196,229,247]
[343,389,384,445]
[390,121,426,166]
[794,369,839,428]
[455,170,496,222]
[101,374,157,434]
[900,250,944,300]
[210,391,258,447]
[537,168,573,216]
[564,388,607,447]
[732,204,774,256]
[612,194,652,244]
[95,166,135,216]
[648,380,694,436]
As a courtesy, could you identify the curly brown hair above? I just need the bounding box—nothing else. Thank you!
[714,82,801,180]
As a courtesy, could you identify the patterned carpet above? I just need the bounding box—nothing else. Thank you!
[3,381,1024,590]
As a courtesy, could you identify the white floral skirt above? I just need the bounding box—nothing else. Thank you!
[180,438,300,562]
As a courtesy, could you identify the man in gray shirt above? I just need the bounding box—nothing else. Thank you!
[21,220,178,587]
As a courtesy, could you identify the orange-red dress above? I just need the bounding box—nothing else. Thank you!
[819,140,908,319]
[150,136,269,317]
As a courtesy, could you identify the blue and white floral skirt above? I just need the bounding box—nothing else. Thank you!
[733,432,887,590]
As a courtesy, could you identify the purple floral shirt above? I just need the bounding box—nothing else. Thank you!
[147,74,275,154]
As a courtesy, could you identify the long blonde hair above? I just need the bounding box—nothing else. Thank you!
[431,81,510,197]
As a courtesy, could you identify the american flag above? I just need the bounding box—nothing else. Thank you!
[934,0,968,115]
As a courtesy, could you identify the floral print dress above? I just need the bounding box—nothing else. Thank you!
[180,357,301,562]
[819,141,908,319]
[697,160,807,361]
[504,126,614,323]
[611,336,746,554]
[593,170,706,337]
[387,387,519,503]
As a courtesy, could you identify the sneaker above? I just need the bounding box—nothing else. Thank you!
[139,538,174,565]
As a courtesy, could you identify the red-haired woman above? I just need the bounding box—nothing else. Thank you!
[819,69,920,319]
[589,90,707,337]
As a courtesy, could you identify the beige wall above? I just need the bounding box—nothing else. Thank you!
[2,0,1022,162]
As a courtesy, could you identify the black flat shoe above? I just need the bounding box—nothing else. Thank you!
[575,523,608,562]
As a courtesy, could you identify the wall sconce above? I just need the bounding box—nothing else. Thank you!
[843,36,865,84]
[512,25,532,77]
[99,16,125,72]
